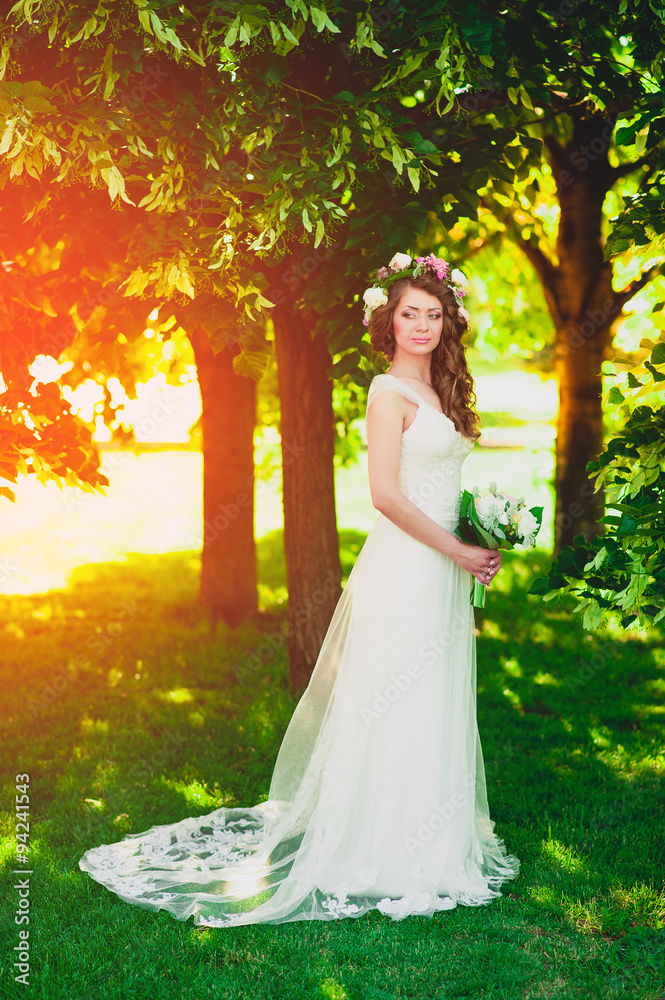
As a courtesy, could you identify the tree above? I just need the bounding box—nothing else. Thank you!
[529,339,665,631]
[6,0,664,686]
[401,3,665,550]
[0,0,483,688]
[506,108,657,552]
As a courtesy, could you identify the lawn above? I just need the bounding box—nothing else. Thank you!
[0,534,664,1000]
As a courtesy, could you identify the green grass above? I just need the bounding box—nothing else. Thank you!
[1,541,664,1000]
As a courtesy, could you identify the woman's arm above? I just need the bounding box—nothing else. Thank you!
[365,390,501,584]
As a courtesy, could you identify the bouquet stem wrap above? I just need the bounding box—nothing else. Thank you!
[472,578,486,608]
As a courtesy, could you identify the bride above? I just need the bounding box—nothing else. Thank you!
[79,252,520,925]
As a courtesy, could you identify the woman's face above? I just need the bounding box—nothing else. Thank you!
[391,286,443,357]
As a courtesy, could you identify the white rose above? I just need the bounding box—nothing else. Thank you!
[474,494,508,530]
[450,268,469,287]
[458,307,470,324]
[515,509,539,539]
[363,286,389,311]
[363,287,389,312]
[389,253,412,270]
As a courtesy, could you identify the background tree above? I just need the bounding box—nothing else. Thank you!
[399,2,665,550]
[530,339,665,630]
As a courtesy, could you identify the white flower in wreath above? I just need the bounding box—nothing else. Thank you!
[363,286,389,311]
[388,252,413,270]
[450,268,469,287]
[458,307,470,324]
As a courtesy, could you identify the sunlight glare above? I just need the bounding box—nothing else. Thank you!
[29,355,73,385]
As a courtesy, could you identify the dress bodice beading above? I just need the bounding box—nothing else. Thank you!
[366,374,475,524]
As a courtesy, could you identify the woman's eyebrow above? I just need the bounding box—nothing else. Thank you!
[402,304,441,310]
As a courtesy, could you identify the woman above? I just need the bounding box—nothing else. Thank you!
[79,253,520,925]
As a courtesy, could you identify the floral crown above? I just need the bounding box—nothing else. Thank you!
[362,252,469,327]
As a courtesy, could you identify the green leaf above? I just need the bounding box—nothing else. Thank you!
[310,7,339,33]
[519,86,534,111]
[328,351,360,378]
[607,386,625,405]
[306,4,321,27]
[616,513,638,537]
[264,55,290,86]
[279,21,299,44]
[22,95,57,114]
[407,165,420,192]
[615,124,639,145]
[224,19,239,47]
[650,341,665,365]
[645,361,665,382]
[301,207,312,232]
[314,217,325,248]
[391,145,405,175]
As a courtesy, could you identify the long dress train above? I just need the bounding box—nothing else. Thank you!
[79,372,520,925]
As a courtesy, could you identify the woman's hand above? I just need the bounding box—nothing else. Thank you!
[453,542,502,586]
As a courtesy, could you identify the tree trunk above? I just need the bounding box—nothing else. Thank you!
[189,326,258,629]
[554,313,613,550]
[272,306,342,694]
[522,112,626,552]
[550,116,619,551]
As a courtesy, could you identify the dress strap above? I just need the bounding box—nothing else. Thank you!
[366,374,422,413]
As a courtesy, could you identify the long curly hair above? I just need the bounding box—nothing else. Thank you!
[368,272,481,442]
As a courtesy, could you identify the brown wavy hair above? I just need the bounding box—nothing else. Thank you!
[369,272,481,442]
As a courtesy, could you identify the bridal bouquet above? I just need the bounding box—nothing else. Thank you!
[455,482,543,607]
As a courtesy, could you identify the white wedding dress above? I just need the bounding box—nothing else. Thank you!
[79,373,520,925]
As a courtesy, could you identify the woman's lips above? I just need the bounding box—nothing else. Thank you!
[412,338,430,343]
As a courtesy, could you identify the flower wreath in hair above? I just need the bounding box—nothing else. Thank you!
[362,251,469,327]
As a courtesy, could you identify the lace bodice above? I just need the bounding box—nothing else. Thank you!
[366,373,475,523]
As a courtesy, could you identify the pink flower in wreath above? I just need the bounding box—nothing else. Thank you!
[416,254,450,281]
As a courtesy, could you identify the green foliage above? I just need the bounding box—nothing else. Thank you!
[0,0,462,494]
[3,0,665,498]
[606,73,665,258]
[529,342,665,630]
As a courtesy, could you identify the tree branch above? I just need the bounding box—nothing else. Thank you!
[543,132,568,173]
[609,155,651,182]
[508,221,562,327]
[638,161,658,191]
[614,265,659,312]
[453,224,508,265]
